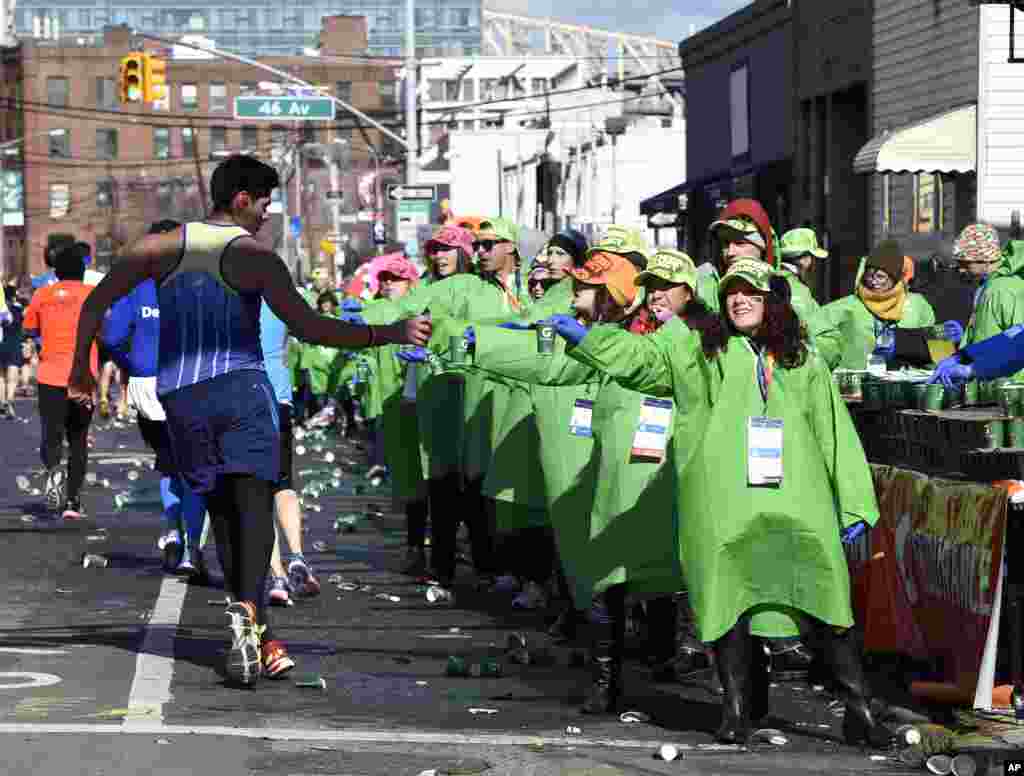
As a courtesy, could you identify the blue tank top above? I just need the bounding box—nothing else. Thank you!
[156,222,265,396]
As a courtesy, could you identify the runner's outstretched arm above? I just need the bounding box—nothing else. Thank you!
[221,237,431,351]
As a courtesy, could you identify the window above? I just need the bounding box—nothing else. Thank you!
[96,77,116,109]
[300,125,316,145]
[463,80,476,101]
[271,125,288,151]
[209,82,227,112]
[153,127,170,159]
[49,183,70,219]
[96,179,116,208]
[95,236,114,268]
[531,78,547,94]
[729,63,750,160]
[47,77,69,107]
[428,80,444,101]
[913,173,943,234]
[241,126,258,152]
[96,128,118,160]
[335,80,352,103]
[78,9,91,27]
[210,126,227,157]
[180,83,198,110]
[379,81,397,107]
[181,127,195,158]
[239,81,258,95]
[48,128,70,158]
[444,80,460,101]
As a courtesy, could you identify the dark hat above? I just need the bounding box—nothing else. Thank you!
[866,239,905,281]
[547,229,589,266]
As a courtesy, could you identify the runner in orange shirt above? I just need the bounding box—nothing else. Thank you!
[22,242,99,518]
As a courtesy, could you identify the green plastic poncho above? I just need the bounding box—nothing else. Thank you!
[822,287,935,371]
[962,240,1024,381]
[449,320,693,606]
[568,319,880,642]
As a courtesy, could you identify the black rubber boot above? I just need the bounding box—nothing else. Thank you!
[581,585,625,714]
[749,638,772,725]
[818,626,894,748]
[713,615,753,744]
[580,641,621,714]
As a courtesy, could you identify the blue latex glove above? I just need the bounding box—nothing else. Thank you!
[540,314,588,346]
[395,347,428,364]
[941,320,964,344]
[339,312,366,325]
[841,521,868,545]
[929,356,974,389]
[464,326,476,346]
[341,298,363,313]
[497,321,532,330]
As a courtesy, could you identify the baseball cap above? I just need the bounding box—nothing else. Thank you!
[709,215,767,249]
[635,249,697,291]
[779,227,828,259]
[953,223,1001,264]
[719,258,773,295]
[586,225,650,270]
[568,250,639,307]
[476,217,520,245]
[424,225,474,256]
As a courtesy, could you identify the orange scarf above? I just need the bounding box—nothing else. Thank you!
[856,281,907,322]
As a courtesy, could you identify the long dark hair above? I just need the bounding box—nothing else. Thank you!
[701,276,808,369]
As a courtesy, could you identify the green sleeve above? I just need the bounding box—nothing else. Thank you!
[360,275,470,324]
[471,324,599,386]
[909,294,936,327]
[696,267,720,313]
[786,277,841,370]
[568,317,694,397]
[805,358,880,529]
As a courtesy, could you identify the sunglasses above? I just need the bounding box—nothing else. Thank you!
[473,239,505,252]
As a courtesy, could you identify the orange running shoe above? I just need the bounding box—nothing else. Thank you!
[262,639,295,679]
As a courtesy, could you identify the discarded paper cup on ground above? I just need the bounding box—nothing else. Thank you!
[926,754,953,776]
[426,586,453,604]
[619,710,650,723]
[446,656,470,677]
[294,673,326,689]
[950,754,977,776]
[658,744,678,761]
[82,553,109,569]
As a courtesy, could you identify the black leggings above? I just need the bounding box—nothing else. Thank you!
[406,497,429,549]
[207,474,277,641]
[37,383,93,500]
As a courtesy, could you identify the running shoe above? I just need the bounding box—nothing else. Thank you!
[512,580,548,610]
[267,576,293,607]
[162,534,183,573]
[175,547,205,577]
[5,401,16,419]
[61,497,86,521]
[157,529,180,551]
[44,468,66,512]
[286,559,321,597]
[225,601,264,687]
[261,639,295,679]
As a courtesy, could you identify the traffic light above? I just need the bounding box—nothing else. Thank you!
[144,54,167,103]
[119,53,145,103]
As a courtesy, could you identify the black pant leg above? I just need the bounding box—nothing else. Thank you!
[36,384,68,470]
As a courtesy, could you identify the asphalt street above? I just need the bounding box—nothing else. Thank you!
[0,392,1006,775]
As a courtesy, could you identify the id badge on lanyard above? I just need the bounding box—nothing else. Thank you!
[568,399,594,437]
[630,398,673,462]
[748,416,783,485]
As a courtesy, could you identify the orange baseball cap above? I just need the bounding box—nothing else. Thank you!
[568,251,639,307]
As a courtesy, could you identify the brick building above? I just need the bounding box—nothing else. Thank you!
[9,16,401,280]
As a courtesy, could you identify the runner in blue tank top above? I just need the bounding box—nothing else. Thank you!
[67,155,432,688]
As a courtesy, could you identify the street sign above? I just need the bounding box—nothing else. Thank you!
[324,191,343,200]
[386,183,437,202]
[234,96,336,121]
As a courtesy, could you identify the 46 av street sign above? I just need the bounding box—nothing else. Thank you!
[234,96,336,121]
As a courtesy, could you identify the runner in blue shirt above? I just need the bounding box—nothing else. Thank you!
[102,219,210,578]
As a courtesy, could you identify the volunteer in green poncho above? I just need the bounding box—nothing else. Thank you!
[954,224,1024,382]
[778,226,828,296]
[700,200,843,369]
[822,239,936,371]
[339,253,432,574]
[439,248,720,714]
[300,290,343,420]
[356,218,532,586]
[560,258,892,747]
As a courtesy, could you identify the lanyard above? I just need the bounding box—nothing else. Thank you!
[743,338,773,405]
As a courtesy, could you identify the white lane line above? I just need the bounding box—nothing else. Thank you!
[0,673,62,689]
[0,648,68,655]
[0,723,744,753]
[121,575,189,729]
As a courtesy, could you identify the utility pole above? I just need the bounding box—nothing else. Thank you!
[295,128,306,280]
[404,0,418,185]
[190,122,209,217]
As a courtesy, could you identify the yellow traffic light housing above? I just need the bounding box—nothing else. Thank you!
[119,53,145,103]
[144,54,167,103]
